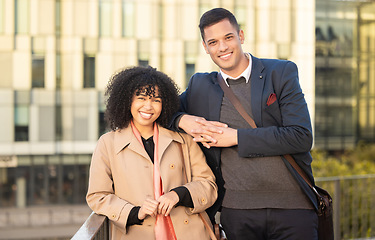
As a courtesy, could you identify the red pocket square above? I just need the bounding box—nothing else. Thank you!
[267,93,277,106]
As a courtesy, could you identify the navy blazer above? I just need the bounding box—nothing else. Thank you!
[171,55,318,219]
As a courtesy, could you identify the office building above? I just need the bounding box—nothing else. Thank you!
[315,0,375,150]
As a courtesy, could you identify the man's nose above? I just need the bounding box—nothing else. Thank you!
[218,40,228,51]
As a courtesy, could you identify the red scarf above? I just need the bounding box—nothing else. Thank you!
[131,121,177,240]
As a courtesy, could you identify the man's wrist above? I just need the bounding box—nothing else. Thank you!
[176,114,186,132]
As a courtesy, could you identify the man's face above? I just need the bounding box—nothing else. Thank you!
[202,19,247,77]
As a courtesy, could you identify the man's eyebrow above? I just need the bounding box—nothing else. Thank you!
[206,33,235,43]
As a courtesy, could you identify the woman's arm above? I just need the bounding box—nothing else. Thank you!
[86,135,135,233]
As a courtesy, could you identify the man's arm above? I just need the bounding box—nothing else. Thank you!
[183,61,312,156]
[236,61,313,157]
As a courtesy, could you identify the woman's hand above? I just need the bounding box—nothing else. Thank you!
[157,191,179,216]
[138,197,159,220]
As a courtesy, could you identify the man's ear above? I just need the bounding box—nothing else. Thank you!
[202,40,209,54]
[239,30,245,44]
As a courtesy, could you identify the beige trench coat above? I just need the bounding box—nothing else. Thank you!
[86,125,217,240]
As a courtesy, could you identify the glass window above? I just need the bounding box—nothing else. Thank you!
[14,104,29,141]
[77,164,89,203]
[314,0,361,149]
[26,156,47,205]
[138,59,149,67]
[98,91,107,137]
[122,0,134,37]
[56,53,61,89]
[0,168,16,207]
[99,0,112,37]
[47,164,59,204]
[32,54,45,88]
[83,55,95,88]
[33,165,47,205]
[62,165,75,204]
[48,155,62,204]
[55,105,62,141]
[99,110,106,137]
[185,63,195,87]
[55,0,61,35]
[15,0,29,34]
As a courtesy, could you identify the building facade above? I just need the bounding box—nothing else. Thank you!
[0,0,315,238]
[315,0,375,150]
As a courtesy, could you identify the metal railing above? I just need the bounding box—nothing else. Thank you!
[71,211,109,240]
[316,174,375,240]
[72,174,375,240]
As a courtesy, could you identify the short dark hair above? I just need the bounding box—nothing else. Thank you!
[104,66,180,131]
[199,8,240,40]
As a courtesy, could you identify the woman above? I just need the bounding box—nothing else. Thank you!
[86,66,217,240]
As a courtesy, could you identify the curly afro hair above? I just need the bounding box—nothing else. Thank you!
[104,66,180,131]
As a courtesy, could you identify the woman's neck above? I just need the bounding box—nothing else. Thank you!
[134,124,154,139]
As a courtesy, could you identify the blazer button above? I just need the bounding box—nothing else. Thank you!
[201,197,207,204]
[170,164,175,169]
[184,219,189,224]
[112,214,116,218]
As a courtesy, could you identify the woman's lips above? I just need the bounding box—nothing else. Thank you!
[140,112,152,119]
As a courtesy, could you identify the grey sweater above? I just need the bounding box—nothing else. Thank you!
[220,78,311,209]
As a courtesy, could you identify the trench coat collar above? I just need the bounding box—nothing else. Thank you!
[114,125,185,161]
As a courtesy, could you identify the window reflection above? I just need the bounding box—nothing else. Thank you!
[15,0,29,34]
[0,155,90,207]
[122,0,134,37]
[315,0,375,149]
[83,55,96,88]
[0,168,16,207]
[62,165,75,204]
[14,104,29,142]
[99,0,112,37]
[32,54,45,88]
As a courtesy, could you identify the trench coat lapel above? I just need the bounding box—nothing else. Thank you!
[114,126,184,164]
[114,127,150,161]
[157,127,184,162]
[250,55,266,127]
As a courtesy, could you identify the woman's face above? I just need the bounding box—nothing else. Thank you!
[131,86,162,132]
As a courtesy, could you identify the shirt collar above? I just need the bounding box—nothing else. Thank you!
[220,53,252,87]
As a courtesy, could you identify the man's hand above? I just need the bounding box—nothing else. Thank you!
[138,197,159,220]
[157,191,179,216]
[205,126,238,147]
[179,115,228,148]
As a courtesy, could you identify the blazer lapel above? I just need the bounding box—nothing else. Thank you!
[209,73,224,121]
[250,55,266,127]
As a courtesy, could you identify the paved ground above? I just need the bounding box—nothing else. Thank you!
[0,205,91,240]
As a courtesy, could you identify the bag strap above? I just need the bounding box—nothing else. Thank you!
[177,144,218,240]
[217,73,317,192]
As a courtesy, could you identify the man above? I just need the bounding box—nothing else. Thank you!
[170,8,319,240]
